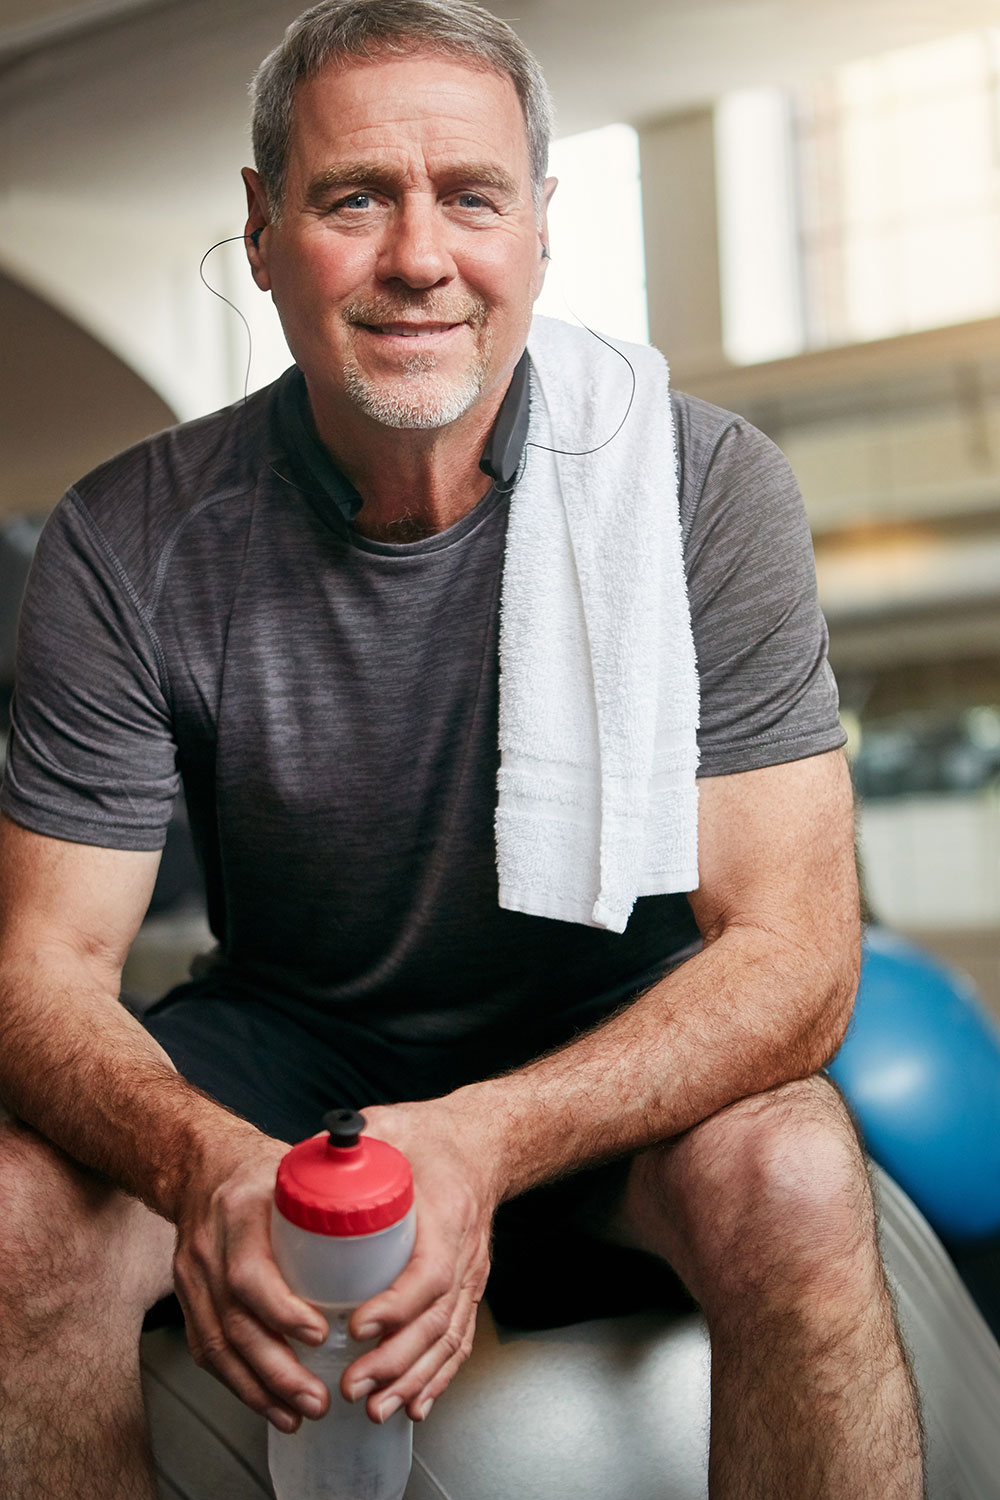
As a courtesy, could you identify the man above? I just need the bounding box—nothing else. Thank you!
[0,2,923,1496]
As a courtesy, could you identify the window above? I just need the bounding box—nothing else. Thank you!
[533,123,648,344]
[717,31,1000,362]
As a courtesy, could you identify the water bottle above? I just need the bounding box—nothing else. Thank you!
[269,1107,416,1500]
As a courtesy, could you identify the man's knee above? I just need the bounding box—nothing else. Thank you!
[626,1076,876,1303]
[0,1116,173,1328]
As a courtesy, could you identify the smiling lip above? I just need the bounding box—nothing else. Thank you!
[362,321,462,337]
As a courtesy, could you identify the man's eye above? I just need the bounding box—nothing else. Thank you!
[334,192,374,212]
[455,192,489,210]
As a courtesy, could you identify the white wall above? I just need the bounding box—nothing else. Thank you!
[860,794,1000,929]
[0,195,291,422]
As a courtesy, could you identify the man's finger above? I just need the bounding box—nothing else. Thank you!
[176,1259,330,1421]
[365,1295,478,1423]
[218,1202,329,1339]
[226,1242,329,1343]
[191,1326,304,1432]
[409,1339,474,1421]
[343,1284,479,1412]
[344,1290,456,1395]
[178,1287,308,1431]
[350,1244,461,1340]
[218,1299,331,1417]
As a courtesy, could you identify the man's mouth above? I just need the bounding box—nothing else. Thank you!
[343,295,488,336]
[363,322,461,337]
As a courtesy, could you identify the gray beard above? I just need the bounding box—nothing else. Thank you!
[342,341,493,430]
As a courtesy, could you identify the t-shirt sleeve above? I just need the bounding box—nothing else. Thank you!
[0,490,179,849]
[678,401,847,777]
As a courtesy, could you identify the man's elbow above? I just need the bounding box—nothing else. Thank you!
[811,933,862,1070]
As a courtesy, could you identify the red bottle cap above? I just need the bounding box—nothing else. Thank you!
[274,1108,413,1237]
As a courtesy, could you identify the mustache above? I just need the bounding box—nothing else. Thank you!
[343,294,488,327]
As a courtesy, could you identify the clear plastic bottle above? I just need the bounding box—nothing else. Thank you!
[269,1108,416,1500]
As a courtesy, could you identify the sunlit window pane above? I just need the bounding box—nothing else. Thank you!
[718,28,1000,361]
[714,89,804,365]
[901,213,1000,328]
[843,230,898,341]
[533,123,648,345]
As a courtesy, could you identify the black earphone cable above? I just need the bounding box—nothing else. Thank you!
[199,234,258,405]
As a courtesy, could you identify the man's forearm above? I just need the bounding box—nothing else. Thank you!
[450,922,858,1204]
[0,952,262,1222]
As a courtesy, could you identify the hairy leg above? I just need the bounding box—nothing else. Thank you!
[591,1075,924,1500]
[0,1114,175,1500]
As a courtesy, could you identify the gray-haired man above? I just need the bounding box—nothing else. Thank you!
[0,3,922,1496]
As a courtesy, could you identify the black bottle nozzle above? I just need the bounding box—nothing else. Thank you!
[322,1107,366,1150]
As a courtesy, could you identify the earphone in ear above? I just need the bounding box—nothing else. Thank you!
[249,227,264,249]
[540,245,549,260]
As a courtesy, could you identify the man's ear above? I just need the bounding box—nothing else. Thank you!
[533,175,558,296]
[242,167,272,291]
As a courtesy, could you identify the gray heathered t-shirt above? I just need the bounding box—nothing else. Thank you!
[1,365,845,1074]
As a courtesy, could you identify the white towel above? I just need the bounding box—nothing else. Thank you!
[495,314,700,933]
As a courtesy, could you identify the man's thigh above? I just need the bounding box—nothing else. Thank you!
[0,1107,176,1316]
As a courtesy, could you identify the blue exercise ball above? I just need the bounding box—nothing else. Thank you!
[829,927,1000,1242]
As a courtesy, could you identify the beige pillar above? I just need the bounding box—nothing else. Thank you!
[638,107,728,380]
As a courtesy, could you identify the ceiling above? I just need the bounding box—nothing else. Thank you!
[0,0,171,59]
[4,0,1000,190]
[6,0,1000,103]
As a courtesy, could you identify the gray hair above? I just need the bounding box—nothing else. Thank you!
[250,0,553,222]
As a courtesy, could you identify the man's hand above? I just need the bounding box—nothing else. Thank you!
[341,1097,503,1425]
[171,1134,333,1434]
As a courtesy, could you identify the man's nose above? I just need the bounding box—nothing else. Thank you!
[376,200,455,288]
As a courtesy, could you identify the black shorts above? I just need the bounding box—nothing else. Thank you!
[140,983,693,1330]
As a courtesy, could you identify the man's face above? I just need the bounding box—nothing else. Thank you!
[245,50,553,432]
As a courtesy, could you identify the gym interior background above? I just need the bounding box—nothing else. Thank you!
[2,6,999,1038]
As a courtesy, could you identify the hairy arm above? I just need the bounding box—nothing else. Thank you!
[470,748,860,1195]
[0,814,332,1432]
[343,748,860,1420]
[0,816,254,1211]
